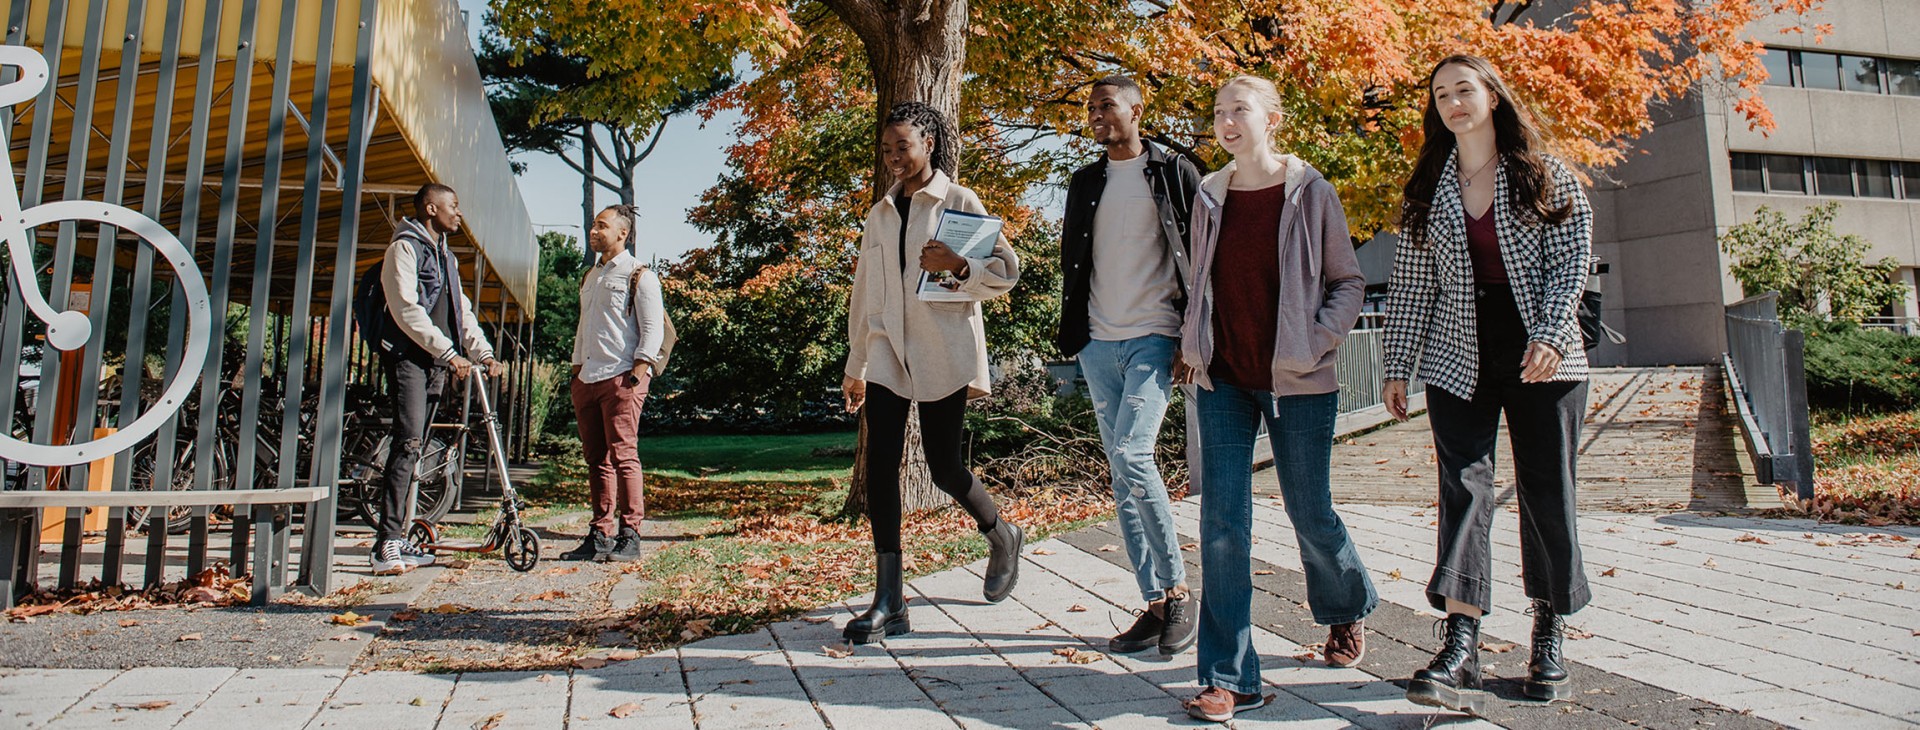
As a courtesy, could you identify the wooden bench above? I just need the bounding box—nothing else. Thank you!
[0,487,328,610]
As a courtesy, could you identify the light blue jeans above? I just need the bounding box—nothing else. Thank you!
[1193,382,1377,695]
[1078,335,1186,603]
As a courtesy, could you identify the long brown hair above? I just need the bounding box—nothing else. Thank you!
[1399,55,1570,245]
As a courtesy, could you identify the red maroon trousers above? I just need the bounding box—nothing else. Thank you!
[571,372,648,535]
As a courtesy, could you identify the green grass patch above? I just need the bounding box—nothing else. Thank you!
[634,432,855,482]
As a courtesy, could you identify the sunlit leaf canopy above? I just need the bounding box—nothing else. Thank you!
[492,0,1821,247]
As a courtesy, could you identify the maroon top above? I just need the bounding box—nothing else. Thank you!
[1465,207,1508,284]
[1209,183,1286,391]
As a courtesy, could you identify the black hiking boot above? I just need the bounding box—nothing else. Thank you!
[1526,599,1573,701]
[1406,613,1490,715]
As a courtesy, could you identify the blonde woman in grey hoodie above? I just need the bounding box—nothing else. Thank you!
[1176,76,1377,722]
[839,102,1024,645]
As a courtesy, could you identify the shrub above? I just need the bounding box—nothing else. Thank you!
[966,357,1188,494]
[1798,319,1920,413]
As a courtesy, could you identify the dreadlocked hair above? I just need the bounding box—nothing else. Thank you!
[883,101,957,178]
[603,203,638,233]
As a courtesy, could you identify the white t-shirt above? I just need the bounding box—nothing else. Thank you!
[1088,154,1182,341]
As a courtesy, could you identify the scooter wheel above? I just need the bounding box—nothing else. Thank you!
[505,526,540,572]
[407,520,438,548]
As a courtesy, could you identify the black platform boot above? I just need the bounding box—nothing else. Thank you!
[1526,599,1572,701]
[1406,613,1490,715]
[844,552,910,644]
[982,518,1024,603]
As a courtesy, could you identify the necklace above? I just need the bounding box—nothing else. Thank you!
[1459,153,1498,189]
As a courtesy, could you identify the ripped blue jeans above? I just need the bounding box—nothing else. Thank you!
[1078,334,1186,603]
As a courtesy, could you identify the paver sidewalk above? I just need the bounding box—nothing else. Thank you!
[11,493,1918,729]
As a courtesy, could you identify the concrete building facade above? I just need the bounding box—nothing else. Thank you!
[1588,0,1920,365]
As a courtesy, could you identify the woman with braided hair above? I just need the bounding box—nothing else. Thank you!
[840,101,1025,644]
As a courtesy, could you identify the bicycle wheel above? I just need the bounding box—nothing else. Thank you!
[354,436,459,529]
[125,430,232,535]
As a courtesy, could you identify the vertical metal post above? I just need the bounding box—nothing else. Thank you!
[0,0,30,608]
[1783,331,1815,503]
[160,0,225,585]
[202,0,262,573]
[235,0,302,582]
[50,0,114,589]
[100,0,154,585]
[301,0,379,593]
[0,0,34,505]
[279,0,342,597]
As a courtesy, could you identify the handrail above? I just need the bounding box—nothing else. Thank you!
[1723,293,1815,502]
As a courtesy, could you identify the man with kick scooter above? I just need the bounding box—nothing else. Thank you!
[363,183,503,576]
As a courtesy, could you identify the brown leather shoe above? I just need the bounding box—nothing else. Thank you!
[1184,686,1269,722]
[1325,620,1366,668]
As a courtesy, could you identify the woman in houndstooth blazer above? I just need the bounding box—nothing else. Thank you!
[1381,55,1594,714]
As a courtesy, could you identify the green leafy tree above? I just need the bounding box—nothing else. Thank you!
[476,22,730,233]
[1719,203,1908,323]
[529,231,587,436]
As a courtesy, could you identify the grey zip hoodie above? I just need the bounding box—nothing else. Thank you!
[1179,156,1365,397]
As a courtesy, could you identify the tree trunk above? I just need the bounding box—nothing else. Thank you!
[580,123,595,245]
[856,0,968,191]
[841,402,940,520]
[832,0,971,519]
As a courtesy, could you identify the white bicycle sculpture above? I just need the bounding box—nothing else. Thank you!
[0,44,211,467]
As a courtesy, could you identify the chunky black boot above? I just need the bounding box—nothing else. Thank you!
[1526,599,1572,701]
[982,518,1024,603]
[844,552,910,644]
[1406,613,1490,715]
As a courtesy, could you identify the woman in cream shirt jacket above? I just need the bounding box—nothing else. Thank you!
[841,101,1023,645]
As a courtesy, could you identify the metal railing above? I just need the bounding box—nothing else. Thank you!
[1334,318,1424,415]
[1724,293,1816,501]
[1860,315,1917,336]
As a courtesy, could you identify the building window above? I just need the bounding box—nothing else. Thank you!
[1732,153,1766,192]
[1761,49,1795,87]
[1767,155,1807,194]
[1763,47,1920,96]
[1815,157,1854,195]
[1841,55,1882,93]
[1891,59,1920,97]
[1800,51,1843,90]
[1733,153,1920,201]
[1858,159,1896,198]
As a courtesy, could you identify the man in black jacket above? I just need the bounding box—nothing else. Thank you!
[373,184,503,575]
[1057,76,1204,656]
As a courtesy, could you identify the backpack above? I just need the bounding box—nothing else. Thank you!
[638,265,678,377]
[352,260,397,355]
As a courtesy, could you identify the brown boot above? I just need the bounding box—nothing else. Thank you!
[1325,620,1366,667]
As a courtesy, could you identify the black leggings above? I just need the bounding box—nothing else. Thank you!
[863,384,999,554]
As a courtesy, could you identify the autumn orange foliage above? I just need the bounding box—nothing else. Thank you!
[498,0,1825,243]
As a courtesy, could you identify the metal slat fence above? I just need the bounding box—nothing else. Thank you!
[1723,293,1815,501]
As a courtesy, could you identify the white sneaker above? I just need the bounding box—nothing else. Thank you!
[370,540,412,575]
[396,541,437,567]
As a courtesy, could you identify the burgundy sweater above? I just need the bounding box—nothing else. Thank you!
[1209,184,1286,391]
